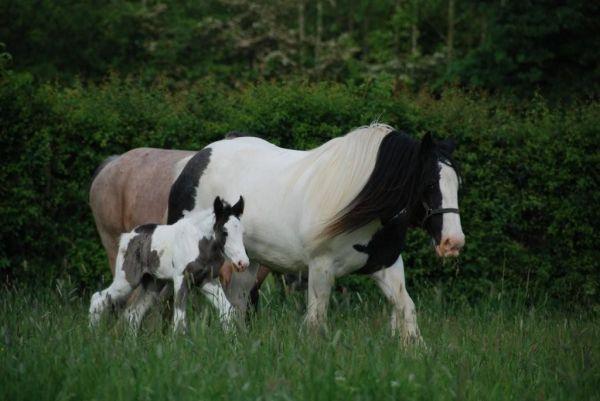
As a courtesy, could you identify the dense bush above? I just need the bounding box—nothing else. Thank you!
[2,0,598,98]
[0,72,598,307]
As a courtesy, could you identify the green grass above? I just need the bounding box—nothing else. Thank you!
[1,281,598,401]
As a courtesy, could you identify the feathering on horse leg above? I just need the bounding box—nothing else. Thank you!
[306,257,335,328]
[371,255,422,346]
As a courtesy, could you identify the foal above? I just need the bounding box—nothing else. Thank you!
[89,196,249,332]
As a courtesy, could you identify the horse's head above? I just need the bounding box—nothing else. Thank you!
[213,195,250,271]
[416,133,465,257]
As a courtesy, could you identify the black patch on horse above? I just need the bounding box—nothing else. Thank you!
[352,213,409,275]
[184,236,225,284]
[134,223,158,235]
[122,228,161,286]
[167,148,212,224]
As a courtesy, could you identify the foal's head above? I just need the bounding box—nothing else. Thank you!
[415,133,465,257]
[213,196,249,271]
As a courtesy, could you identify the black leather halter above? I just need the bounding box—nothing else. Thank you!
[420,157,461,226]
[421,201,460,226]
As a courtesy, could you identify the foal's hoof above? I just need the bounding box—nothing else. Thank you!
[401,333,426,349]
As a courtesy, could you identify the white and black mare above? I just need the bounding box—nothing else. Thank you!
[164,124,465,343]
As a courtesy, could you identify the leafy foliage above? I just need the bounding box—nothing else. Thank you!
[0,74,598,306]
[1,0,598,97]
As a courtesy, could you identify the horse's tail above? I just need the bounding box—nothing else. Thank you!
[90,155,120,190]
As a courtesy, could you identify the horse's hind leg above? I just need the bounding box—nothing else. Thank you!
[89,275,134,328]
[123,277,163,332]
[371,255,422,345]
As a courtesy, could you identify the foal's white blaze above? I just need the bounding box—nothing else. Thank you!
[224,216,249,271]
[437,162,465,257]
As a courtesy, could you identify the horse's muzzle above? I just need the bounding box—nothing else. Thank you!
[435,234,465,257]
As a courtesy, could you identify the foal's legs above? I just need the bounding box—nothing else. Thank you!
[201,279,235,328]
[123,278,163,332]
[89,274,134,327]
[306,256,335,327]
[371,255,422,345]
[172,274,189,333]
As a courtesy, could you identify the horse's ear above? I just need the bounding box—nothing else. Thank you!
[439,139,457,155]
[213,196,224,218]
[231,195,244,217]
[419,132,435,157]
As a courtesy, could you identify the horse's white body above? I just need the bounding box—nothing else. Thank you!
[174,125,464,340]
[192,138,372,273]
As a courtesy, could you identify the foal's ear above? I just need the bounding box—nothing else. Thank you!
[213,196,224,218]
[419,132,436,157]
[231,195,244,217]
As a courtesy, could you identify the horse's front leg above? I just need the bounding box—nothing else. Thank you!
[172,274,188,333]
[371,255,423,345]
[306,256,335,328]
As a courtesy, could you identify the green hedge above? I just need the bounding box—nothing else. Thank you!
[1,72,598,307]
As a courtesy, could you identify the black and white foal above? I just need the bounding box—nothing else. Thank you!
[89,196,249,332]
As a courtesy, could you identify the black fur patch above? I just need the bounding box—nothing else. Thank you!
[352,213,409,275]
[183,197,242,285]
[184,236,225,284]
[167,148,212,224]
[122,228,161,286]
[134,223,158,234]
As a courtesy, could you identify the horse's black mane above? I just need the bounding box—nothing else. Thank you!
[323,130,458,238]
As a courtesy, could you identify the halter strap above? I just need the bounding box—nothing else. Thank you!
[421,201,460,226]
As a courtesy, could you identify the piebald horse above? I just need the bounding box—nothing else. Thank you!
[167,124,464,341]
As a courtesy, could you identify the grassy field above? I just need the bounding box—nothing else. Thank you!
[1,280,598,401]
